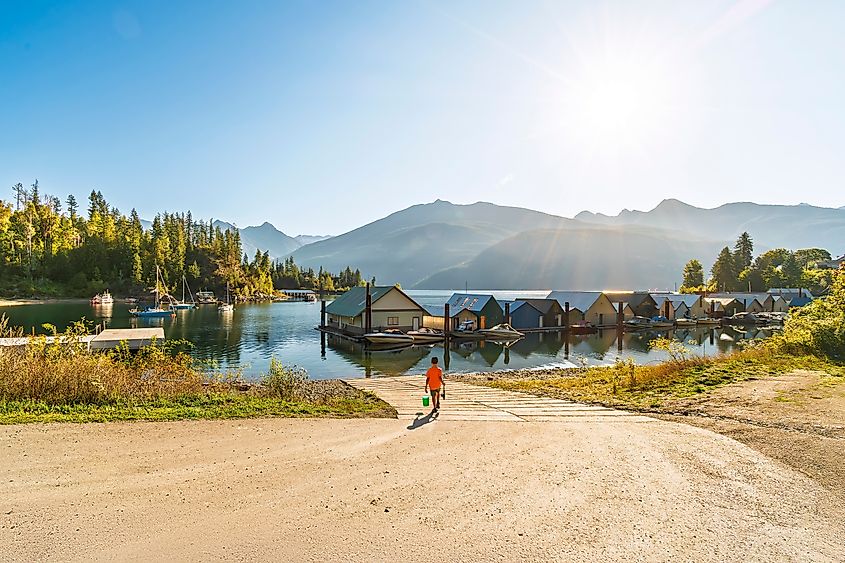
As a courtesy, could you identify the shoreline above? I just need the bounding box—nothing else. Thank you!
[0,298,89,307]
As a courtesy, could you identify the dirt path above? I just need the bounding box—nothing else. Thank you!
[2,414,843,562]
[659,370,845,495]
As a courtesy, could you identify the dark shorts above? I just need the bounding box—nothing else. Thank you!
[430,388,441,398]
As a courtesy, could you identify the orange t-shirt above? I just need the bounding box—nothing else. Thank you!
[426,365,443,390]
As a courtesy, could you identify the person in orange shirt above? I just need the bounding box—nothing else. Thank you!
[424,356,445,412]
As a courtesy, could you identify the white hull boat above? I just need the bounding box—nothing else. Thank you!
[364,330,414,345]
[407,327,444,342]
[477,324,524,340]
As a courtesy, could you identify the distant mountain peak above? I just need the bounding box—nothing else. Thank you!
[653,198,697,212]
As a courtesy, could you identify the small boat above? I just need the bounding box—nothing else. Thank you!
[719,332,735,342]
[124,297,138,305]
[696,317,720,325]
[130,265,175,318]
[364,329,414,345]
[674,317,697,327]
[407,327,445,342]
[90,290,114,305]
[196,290,217,305]
[450,320,485,339]
[477,323,524,340]
[649,316,674,329]
[724,312,761,325]
[218,282,234,313]
[172,275,197,310]
[624,316,653,330]
[569,320,597,334]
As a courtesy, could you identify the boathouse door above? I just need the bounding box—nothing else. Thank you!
[412,317,420,330]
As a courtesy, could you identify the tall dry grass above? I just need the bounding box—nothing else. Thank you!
[0,320,205,405]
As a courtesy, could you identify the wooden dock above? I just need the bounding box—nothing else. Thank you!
[0,328,165,351]
[89,328,165,351]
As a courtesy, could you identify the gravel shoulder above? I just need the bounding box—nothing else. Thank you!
[656,370,845,496]
[2,413,843,562]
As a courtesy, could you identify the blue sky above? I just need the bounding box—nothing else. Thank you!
[2,0,843,235]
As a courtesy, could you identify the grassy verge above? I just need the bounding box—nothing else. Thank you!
[0,321,396,424]
[465,348,845,411]
[0,388,394,424]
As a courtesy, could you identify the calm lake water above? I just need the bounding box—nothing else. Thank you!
[0,290,775,380]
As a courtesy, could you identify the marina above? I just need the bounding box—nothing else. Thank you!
[0,289,793,379]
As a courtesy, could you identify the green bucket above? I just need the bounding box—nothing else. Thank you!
[422,395,430,407]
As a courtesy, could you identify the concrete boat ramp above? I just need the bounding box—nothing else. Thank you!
[345,375,653,423]
[0,328,164,351]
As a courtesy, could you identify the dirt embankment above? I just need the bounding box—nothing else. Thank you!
[656,370,845,495]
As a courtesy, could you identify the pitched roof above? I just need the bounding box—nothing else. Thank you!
[447,293,498,313]
[326,286,417,317]
[649,293,704,308]
[768,288,814,299]
[603,292,657,309]
[788,296,813,307]
[546,291,604,312]
[510,300,545,315]
[513,298,560,315]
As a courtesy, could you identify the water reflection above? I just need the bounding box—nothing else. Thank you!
[0,299,771,380]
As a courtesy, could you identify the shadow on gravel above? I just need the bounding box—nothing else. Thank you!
[407,411,438,430]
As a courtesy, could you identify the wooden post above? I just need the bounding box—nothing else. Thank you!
[664,300,670,319]
[365,283,372,334]
[564,302,570,333]
[320,299,326,328]
[710,300,715,317]
[617,302,623,330]
[444,303,450,337]
[504,302,511,326]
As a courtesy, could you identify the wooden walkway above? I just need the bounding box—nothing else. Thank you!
[345,375,653,423]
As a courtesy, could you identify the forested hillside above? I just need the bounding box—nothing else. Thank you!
[0,183,358,298]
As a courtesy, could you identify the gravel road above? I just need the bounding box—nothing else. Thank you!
[1,416,842,562]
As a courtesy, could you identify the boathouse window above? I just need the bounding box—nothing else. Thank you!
[387,317,399,326]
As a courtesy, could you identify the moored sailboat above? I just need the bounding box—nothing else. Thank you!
[130,266,176,318]
[218,282,234,313]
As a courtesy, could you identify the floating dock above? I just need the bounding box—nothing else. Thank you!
[88,328,165,351]
[0,328,165,351]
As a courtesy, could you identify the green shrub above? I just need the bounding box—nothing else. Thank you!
[770,268,845,361]
[262,358,308,400]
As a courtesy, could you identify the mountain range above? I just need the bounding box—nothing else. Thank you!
[192,199,844,290]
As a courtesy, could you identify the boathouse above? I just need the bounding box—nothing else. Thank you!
[650,293,708,319]
[703,297,744,317]
[546,291,617,327]
[325,285,427,335]
[712,293,776,314]
[603,292,659,318]
[446,293,504,330]
[509,298,565,329]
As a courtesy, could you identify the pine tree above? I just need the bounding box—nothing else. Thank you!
[681,259,704,288]
[710,247,737,292]
[734,232,754,272]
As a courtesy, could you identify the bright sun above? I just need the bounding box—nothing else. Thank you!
[563,57,674,150]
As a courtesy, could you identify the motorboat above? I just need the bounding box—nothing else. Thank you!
[696,317,720,325]
[724,312,761,325]
[624,316,653,330]
[407,327,445,343]
[674,317,697,327]
[649,316,674,329]
[477,323,524,340]
[90,290,114,305]
[364,329,414,345]
[196,290,217,305]
[569,320,597,334]
[450,320,485,339]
